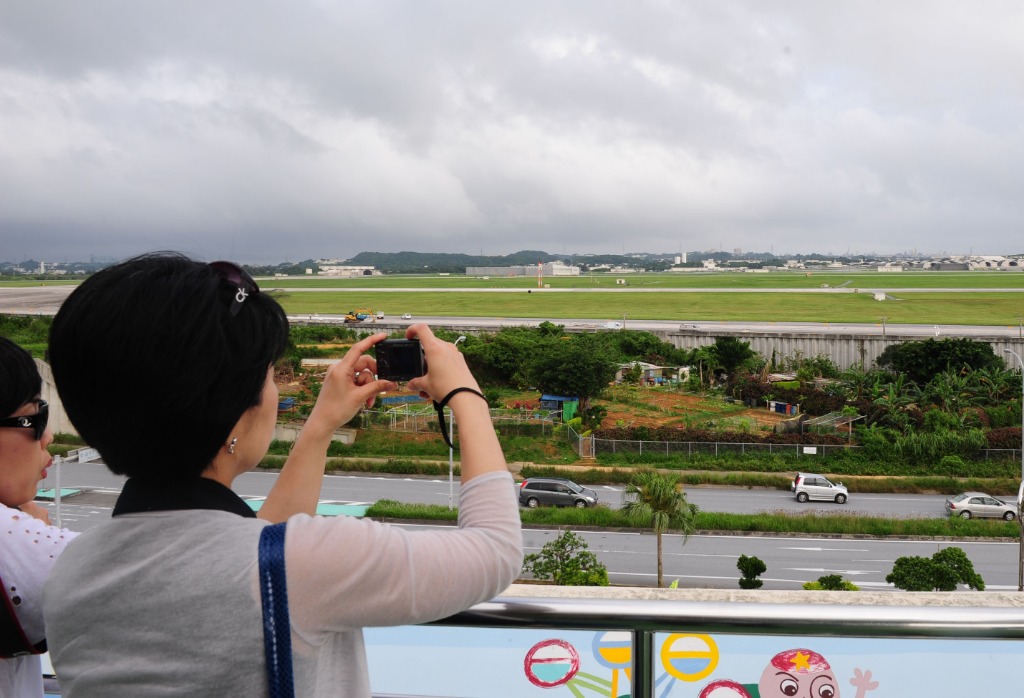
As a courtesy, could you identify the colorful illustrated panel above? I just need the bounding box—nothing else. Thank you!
[365,625,1024,697]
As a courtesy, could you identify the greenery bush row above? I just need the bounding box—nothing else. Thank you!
[523,464,1020,496]
[364,500,1018,539]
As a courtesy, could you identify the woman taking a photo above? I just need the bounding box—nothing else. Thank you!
[42,253,523,697]
[0,336,76,697]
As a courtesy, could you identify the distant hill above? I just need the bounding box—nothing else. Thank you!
[345,250,642,274]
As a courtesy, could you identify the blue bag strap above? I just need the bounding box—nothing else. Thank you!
[258,522,294,698]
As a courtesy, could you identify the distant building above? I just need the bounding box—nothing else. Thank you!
[466,263,580,276]
[318,265,379,276]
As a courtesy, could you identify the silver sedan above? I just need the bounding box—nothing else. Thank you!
[944,492,1017,520]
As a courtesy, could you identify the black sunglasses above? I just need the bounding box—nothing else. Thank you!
[209,261,260,317]
[0,400,49,441]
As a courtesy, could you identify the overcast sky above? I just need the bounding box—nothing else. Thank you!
[1,2,1022,264]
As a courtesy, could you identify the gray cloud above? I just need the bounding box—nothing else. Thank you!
[1,1,1022,263]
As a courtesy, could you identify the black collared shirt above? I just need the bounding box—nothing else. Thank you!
[112,477,256,518]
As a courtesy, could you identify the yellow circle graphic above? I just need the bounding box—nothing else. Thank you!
[661,633,720,682]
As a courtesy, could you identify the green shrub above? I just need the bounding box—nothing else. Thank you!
[803,577,860,591]
[52,433,87,446]
[803,574,860,591]
[886,547,985,591]
[521,530,609,586]
[938,455,967,477]
[737,554,766,589]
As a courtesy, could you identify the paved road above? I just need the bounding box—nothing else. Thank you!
[40,463,1019,591]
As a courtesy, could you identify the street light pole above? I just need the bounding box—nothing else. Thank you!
[1003,349,1024,592]
[448,336,467,510]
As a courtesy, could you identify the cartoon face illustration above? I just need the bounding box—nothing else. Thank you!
[758,648,839,698]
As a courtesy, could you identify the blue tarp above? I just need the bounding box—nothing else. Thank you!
[380,395,429,405]
[539,394,577,407]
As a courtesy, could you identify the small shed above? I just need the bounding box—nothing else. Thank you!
[539,395,579,421]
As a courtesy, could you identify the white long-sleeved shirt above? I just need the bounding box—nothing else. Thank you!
[1,505,77,698]
[43,471,523,697]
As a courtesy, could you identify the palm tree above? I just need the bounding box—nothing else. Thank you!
[622,469,699,588]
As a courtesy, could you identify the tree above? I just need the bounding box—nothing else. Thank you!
[521,530,609,586]
[737,555,766,589]
[877,337,1002,385]
[711,336,759,377]
[622,362,644,385]
[528,334,617,415]
[463,327,552,388]
[885,546,985,591]
[622,469,699,588]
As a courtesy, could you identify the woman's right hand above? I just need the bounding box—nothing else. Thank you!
[305,333,398,435]
[405,324,479,403]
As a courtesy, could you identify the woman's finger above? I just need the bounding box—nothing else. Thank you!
[339,333,388,371]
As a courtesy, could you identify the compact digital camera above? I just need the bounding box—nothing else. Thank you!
[375,339,427,381]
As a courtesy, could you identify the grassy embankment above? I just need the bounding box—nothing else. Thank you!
[366,499,1019,540]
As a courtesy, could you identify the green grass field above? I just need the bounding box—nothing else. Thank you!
[272,289,1024,326]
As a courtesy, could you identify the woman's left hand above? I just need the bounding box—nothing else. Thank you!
[304,333,397,435]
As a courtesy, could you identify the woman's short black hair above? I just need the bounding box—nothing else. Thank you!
[49,253,290,481]
[0,337,42,418]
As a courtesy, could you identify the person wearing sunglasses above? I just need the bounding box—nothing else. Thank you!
[42,253,523,697]
[0,336,77,698]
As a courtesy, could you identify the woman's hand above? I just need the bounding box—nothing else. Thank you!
[405,324,480,402]
[304,333,398,436]
[18,501,51,525]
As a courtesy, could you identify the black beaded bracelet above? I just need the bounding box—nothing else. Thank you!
[433,387,487,450]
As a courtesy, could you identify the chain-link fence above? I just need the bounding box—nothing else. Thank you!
[359,405,560,437]
[564,428,1024,465]
[593,438,856,459]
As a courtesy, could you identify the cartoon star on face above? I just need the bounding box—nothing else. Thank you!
[758,648,839,698]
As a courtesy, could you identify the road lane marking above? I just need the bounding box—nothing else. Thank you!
[780,546,871,552]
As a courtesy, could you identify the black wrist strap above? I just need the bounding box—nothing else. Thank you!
[433,387,487,450]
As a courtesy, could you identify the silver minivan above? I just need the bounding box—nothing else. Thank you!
[518,477,598,508]
[792,472,848,504]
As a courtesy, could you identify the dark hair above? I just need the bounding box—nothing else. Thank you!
[0,337,42,418]
[49,253,290,480]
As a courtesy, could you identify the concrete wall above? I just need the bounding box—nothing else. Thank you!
[35,358,76,436]
[366,323,1024,371]
[656,330,1024,371]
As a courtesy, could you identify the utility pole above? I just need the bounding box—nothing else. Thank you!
[448,336,467,510]
[1003,349,1024,592]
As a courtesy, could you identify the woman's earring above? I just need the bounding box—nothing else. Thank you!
[228,437,238,454]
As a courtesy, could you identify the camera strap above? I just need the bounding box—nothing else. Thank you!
[433,387,487,449]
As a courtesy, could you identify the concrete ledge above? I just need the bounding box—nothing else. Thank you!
[503,582,1024,608]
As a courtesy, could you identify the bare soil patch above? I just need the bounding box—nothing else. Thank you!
[598,390,788,430]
